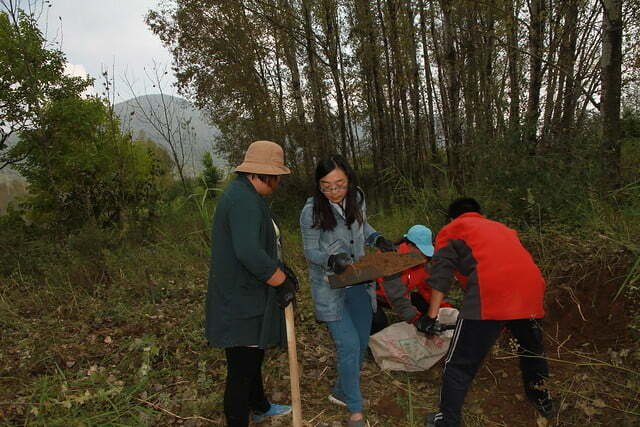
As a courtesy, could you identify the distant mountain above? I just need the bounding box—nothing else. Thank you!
[1,95,226,178]
[114,94,226,175]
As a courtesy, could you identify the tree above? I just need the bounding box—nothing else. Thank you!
[601,0,623,190]
[123,63,198,195]
[524,0,546,146]
[14,96,168,228]
[146,0,637,200]
[201,151,222,198]
[0,7,90,168]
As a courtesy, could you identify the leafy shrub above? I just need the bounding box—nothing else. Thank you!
[13,96,171,229]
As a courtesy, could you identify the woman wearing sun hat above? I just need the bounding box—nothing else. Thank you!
[205,140,298,426]
[372,224,454,334]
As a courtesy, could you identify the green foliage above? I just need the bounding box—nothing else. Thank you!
[448,128,602,227]
[0,9,91,155]
[13,96,170,229]
[138,138,175,189]
[200,151,222,197]
[621,107,640,139]
[620,108,640,183]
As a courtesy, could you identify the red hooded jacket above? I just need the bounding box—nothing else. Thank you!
[428,212,545,320]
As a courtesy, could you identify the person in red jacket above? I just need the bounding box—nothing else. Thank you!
[372,225,453,334]
[416,198,553,427]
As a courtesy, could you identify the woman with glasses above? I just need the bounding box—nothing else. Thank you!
[299,154,393,427]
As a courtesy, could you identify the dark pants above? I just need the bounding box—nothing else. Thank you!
[371,293,429,335]
[224,346,271,427]
[438,318,550,427]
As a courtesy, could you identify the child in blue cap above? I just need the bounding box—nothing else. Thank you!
[372,225,454,333]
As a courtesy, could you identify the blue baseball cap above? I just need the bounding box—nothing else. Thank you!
[404,225,434,257]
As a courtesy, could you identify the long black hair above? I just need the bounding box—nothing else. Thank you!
[312,154,363,230]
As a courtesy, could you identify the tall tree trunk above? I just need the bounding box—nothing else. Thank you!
[461,8,479,148]
[419,0,439,186]
[506,0,521,132]
[440,0,462,186]
[525,0,546,146]
[376,0,399,171]
[336,14,360,170]
[601,0,623,190]
[480,5,496,140]
[320,0,348,156]
[302,0,331,154]
[353,0,389,204]
[386,0,413,178]
[279,0,312,173]
[405,0,425,185]
[273,37,289,146]
[559,0,579,136]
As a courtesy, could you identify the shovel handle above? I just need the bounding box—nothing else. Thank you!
[285,304,303,427]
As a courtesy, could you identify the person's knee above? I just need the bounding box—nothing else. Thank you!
[336,340,360,365]
[341,343,361,362]
[226,369,257,389]
[443,363,476,388]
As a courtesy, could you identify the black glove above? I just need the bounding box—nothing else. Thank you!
[279,262,299,291]
[375,235,396,252]
[276,276,297,309]
[328,253,351,275]
[415,314,439,335]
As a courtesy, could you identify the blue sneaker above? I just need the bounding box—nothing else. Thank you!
[251,403,292,423]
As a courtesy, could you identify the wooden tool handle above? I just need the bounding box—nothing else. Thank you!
[285,304,303,427]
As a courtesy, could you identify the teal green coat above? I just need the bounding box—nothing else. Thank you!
[205,175,286,348]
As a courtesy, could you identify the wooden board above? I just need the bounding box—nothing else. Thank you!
[328,252,425,288]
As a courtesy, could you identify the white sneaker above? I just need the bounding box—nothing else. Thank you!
[328,394,347,407]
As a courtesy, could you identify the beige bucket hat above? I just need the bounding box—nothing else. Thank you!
[234,140,291,175]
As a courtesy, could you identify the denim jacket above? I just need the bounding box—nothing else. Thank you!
[299,192,379,322]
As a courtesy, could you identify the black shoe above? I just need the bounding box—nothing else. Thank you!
[531,396,556,418]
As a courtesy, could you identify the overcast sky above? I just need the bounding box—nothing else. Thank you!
[40,0,177,103]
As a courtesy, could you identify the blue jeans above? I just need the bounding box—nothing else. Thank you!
[326,285,373,413]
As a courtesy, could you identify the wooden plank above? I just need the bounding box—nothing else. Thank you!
[328,252,425,288]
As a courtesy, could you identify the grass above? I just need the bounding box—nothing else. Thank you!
[1,189,639,426]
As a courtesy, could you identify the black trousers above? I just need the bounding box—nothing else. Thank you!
[224,346,271,427]
[438,318,549,426]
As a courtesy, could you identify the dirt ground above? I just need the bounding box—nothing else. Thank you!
[1,242,637,426]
